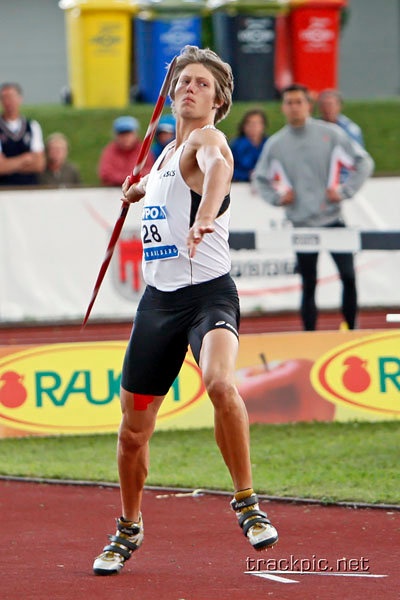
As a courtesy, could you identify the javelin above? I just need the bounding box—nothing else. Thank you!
[82,56,177,327]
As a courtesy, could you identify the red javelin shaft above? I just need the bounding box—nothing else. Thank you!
[82,56,177,327]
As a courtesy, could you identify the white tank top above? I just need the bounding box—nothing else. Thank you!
[141,142,231,291]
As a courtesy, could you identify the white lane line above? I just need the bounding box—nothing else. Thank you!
[249,572,299,584]
[246,570,387,584]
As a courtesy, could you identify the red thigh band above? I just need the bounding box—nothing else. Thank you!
[133,394,155,411]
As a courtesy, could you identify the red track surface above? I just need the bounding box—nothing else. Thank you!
[1,480,398,600]
[0,308,397,345]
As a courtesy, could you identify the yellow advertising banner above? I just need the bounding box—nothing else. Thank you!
[0,329,399,438]
[236,329,400,425]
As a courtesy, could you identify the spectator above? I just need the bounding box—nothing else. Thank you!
[318,89,366,185]
[151,114,176,159]
[39,132,81,187]
[98,116,155,186]
[317,89,364,147]
[253,83,374,331]
[230,108,269,182]
[0,82,45,186]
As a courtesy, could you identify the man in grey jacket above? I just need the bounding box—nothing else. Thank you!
[253,83,374,331]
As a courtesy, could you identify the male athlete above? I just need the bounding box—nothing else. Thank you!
[93,45,278,576]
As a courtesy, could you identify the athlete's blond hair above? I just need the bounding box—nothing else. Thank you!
[169,45,234,124]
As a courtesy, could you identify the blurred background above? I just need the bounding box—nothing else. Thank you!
[0,0,398,106]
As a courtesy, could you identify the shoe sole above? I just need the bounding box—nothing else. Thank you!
[93,565,122,576]
[252,536,279,551]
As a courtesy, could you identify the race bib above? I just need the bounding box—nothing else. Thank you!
[142,205,179,262]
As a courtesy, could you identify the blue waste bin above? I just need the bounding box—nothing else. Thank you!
[134,0,206,103]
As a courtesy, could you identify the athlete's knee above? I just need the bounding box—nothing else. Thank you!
[204,375,237,406]
[118,423,152,454]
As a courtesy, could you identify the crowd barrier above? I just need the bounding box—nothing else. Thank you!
[230,229,400,252]
[0,179,399,322]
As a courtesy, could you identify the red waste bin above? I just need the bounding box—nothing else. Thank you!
[288,0,347,94]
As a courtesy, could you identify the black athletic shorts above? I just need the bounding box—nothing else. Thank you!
[121,273,240,396]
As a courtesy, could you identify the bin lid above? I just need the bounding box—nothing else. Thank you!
[289,0,347,6]
[208,0,290,11]
[59,0,139,12]
[137,0,208,13]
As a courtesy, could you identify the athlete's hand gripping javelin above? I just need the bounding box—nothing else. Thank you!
[122,174,150,204]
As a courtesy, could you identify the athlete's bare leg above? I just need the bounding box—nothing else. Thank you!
[199,328,252,491]
[199,328,279,550]
[118,390,165,521]
[93,391,165,575]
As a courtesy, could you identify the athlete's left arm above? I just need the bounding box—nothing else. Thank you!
[187,129,233,258]
[122,174,150,203]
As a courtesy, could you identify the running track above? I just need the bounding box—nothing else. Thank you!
[0,480,398,600]
[0,308,397,345]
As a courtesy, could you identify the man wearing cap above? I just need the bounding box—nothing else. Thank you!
[98,116,155,186]
[151,115,176,159]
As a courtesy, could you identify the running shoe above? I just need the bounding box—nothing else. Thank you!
[231,493,278,550]
[93,515,144,575]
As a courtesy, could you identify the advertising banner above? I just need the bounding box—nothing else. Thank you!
[0,329,398,438]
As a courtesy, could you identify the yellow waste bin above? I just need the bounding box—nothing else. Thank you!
[59,0,138,108]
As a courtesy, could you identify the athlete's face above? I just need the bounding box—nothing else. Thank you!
[282,91,311,127]
[173,63,219,120]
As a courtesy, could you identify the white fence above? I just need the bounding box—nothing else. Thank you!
[1,179,399,323]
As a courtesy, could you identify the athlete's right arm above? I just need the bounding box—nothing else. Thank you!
[122,174,149,203]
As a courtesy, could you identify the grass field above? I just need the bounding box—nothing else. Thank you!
[1,420,399,506]
[24,98,400,186]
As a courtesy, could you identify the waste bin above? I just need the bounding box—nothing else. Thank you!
[288,0,348,93]
[211,0,289,101]
[134,0,207,103]
[59,0,138,108]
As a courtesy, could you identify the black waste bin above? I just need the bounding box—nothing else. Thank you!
[211,0,289,101]
[134,0,207,103]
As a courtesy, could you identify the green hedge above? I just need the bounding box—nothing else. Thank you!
[25,98,400,186]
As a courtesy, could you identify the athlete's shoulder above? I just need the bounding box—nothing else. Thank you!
[188,127,231,163]
[188,125,227,145]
